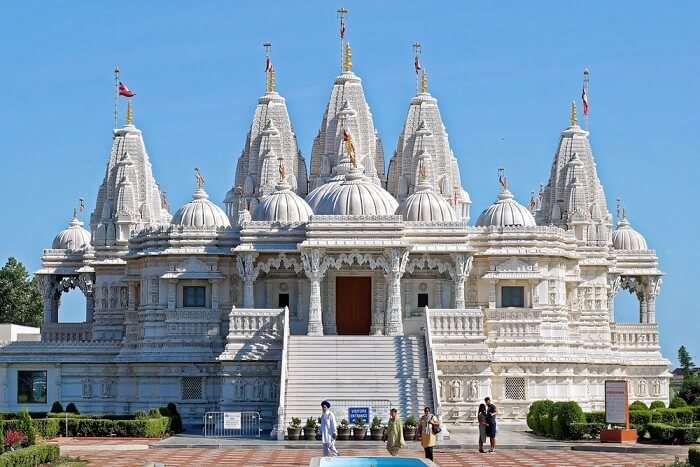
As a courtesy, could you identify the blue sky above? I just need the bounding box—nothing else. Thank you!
[0,1,697,366]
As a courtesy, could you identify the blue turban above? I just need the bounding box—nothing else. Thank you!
[321,400,331,408]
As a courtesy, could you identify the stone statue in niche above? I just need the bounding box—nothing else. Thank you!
[449,379,463,402]
[101,286,108,310]
[438,378,445,400]
[469,379,479,400]
[638,379,648,397]
[120,287,128,308]
[651,379,662,396]
[109,286,119,309]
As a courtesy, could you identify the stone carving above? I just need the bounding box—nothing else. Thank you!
[385,248,409,336]
[150,279,159,305]
[450,254,473,309]
[651,379,662,396]
[638,379,648,397]
[255,253,303,275]
[236,253,259,308]
[469,379,479,400]
[449,379,463,402]
[494,258,537,273]
[82,379,92,399]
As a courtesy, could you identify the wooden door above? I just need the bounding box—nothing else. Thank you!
[335,277,372,335]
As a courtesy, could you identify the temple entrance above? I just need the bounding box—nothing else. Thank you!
[335,276,372,335]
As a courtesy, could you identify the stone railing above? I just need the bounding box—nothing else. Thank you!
[429,308,484,339]
[610,323,660,351]
[42,322,93,343]
[424,308,443,423]
[275,306,290,440]
[227,308,285,338]
[218,307,286,361]
[484,308,541,339]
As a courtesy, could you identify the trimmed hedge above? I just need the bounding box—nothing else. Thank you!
[629,401,648,411]
[56,416,170,438]
[0,444,59,467]
[647,422,700,444]
[650,401,666,410]
[585,411,605,424]
[670,397,688,408]
[570,422,604,440]
[527,400,554,435]
[550,401,585,440]
[689,446,700,467]
[31,419,60,438]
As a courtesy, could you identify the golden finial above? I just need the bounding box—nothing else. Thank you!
[267,68,276,93]
[570,100,577,126]
[126,99,133,126]
[343,43,353,72]
[421,69,428,94]
[194,167,205,189]
[278,158,286,181]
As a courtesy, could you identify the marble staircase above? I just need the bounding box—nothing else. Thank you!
[283,335,434,425]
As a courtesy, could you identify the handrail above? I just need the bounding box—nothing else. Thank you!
[275,305,290,440]
[423,306,442,419]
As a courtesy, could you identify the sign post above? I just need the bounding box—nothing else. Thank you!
[223,412,242,430]
[348,407,370,424]
[600,380,637,443]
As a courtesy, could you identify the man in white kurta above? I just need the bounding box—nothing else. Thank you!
[320,400,338,457]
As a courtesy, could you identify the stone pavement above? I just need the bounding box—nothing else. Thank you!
[51,437,689,467]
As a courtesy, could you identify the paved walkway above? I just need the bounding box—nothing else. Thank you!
[51,438,687,467]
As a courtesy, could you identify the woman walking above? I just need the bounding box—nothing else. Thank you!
[416,406,440,461]
[477,403,488,453]
[385,408,406,456]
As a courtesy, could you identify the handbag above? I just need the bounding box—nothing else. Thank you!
[431,417,441,435]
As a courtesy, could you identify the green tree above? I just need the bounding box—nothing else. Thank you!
[679,345,695,378]
[0,257,43,327]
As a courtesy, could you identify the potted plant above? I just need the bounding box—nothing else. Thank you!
[337,419,351,440]
[404,415,417,440]
[370,416,384,440]
[353,417,368,440]
[287,417,302,440]
[315,417,322,440]
[304,417,317,440]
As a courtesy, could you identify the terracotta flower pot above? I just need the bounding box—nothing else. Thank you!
[337,427,351,440]
[370,427,384,440]
[353,426,368,440]
[287,427,301,440]
[404,426,416,440]
[304,427,316,440]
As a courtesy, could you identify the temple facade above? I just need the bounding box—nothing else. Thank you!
[0,41,669,435]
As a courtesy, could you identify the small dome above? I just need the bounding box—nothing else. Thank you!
[253,180,313,224]
[171,188,231,228]
[612,217,648,251]
[52,215,91,250]
[314,169,398,216]
[397,181,456,222]
[476,190,536,227]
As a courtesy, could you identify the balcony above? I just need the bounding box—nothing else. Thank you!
[610,323,659,351]
[428,308,485,340]
[42,322,93,343]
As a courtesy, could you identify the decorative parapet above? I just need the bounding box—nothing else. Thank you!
[218,307,286,361]
[484,308,542,339]
[610,322,660,351]
[429,308,485,340]
[42,322,93,343]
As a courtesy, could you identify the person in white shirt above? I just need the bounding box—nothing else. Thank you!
[320,400,338,457]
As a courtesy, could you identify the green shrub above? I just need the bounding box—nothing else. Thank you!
[0,443,59,467]
[31,419,60,438]
[134,411,147,420]
[673,407,695,425]
[569,422,604,440]
[541,413,553,436]
[147,409,161,418]
[162,403,182,433]
[670,397,688,408]
[15,410,35,447]
[648,422,700,444]
[585,411,606,424]
[550,401,585,440]
[689,446,700,467]
[49,402,63,414]
[630,401,648,411]
[404,416,417,429]
[527,400,554,435]
[65,403,79,414]
[650,401,666,410]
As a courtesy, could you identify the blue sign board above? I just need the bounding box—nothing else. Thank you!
[348,407,370,424]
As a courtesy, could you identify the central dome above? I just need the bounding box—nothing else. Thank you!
[254,179,313,224]
[172,188,231,228]
[476,189,536,227]
[52,214,91,250]
[612,217,648,251]
[314,169,398,216]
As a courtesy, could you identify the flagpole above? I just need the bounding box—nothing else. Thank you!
[337,8,348,73]
[583,67,590,131]
[413,42,421,96]
[113,65,120,129]
[264,42,272,93]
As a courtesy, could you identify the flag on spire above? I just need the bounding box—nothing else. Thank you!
[340,18,346,39]
[581,84,589,116]
[118,82,135,97]
[79,198,85,213]
[414,54,422,75]
[265,57,274,73]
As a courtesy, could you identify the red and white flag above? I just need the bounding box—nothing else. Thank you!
[581,85,589,116]
[118,82,135,97]
[340,19,346,39]
[414,55,422,75]
[265,57,274,73]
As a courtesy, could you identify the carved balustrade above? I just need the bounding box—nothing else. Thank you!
[428,308,484,339]
[42,323,93,343]
[610,323,659,351]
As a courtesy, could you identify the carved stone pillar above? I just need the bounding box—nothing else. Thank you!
[36,275,56,324]
[236,253,259,308]
[645,277,662,324]
[77,273,95,323]
[384,249,409,336]
[450,254,472,309]
[127,281,137,311]
[302,249,325,336]
[607,275,621,322]
[639,295,648,324]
